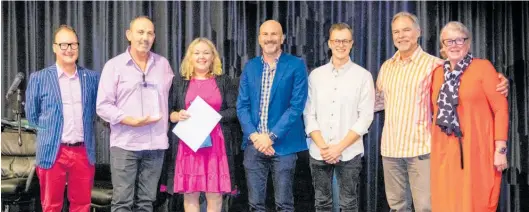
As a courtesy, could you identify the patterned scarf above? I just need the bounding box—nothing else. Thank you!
[435,53,473,138]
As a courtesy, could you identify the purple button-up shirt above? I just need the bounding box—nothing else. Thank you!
[96,48,174,151]
[57,64,84,144]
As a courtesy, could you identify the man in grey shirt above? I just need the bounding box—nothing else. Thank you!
[303,23,375,212]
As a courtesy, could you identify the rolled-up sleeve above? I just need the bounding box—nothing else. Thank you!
[303,75,320,135]
[96,62,126,125]
[350,72,375,136]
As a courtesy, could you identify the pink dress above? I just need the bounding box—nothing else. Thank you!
[173,78,232,193]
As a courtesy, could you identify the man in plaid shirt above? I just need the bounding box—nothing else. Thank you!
[236,20,309,212]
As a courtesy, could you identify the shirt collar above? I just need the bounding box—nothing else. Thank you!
[261,51,282,65]
[125,46,155,66]
[56,63,78,78]
[390,45,424,64]
[329,58,354,72]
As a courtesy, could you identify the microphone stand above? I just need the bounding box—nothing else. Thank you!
[14,89,23,146]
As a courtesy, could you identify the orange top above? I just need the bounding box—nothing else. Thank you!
[430,58,508,212]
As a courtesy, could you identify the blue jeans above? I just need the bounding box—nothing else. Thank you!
[243,144,298,212]
[110,147,165,212]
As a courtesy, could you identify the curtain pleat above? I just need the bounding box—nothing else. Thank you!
[2,1,527,211]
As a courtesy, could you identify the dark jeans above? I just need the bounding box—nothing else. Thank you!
[309,155,363,212]
[110,147,165,212]
[243,144,298,212]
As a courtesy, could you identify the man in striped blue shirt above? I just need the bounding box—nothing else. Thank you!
[25,25,100,212]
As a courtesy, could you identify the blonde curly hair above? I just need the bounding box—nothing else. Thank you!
[180,37,223,80]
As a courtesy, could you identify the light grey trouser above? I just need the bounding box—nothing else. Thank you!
[382,155,431,212]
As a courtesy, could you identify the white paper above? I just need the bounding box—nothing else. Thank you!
[172,96,222,152]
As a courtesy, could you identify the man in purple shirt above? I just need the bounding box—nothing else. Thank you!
[96,16,174,212]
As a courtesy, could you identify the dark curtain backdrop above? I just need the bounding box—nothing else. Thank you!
[2,1,528,212]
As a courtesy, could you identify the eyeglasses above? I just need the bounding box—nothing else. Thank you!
[330,39,352,45]
[54,42,79,50]
[442,38,469,47]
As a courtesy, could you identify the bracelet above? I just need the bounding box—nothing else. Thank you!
[496,146,507,154]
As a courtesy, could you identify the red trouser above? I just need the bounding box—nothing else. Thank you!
[36,144,95,212]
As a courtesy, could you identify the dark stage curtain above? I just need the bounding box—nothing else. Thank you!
[2,1,527,211]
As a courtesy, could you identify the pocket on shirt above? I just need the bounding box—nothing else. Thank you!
[117,76,141,94]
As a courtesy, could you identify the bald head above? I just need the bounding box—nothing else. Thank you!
[259,20,283,35]
[126,15,155,55]
[129,16,154,30]
[258,20,285,58]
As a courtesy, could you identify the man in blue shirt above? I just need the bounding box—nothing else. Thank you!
[236,20,308,212]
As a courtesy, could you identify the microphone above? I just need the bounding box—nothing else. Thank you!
[5,72,25,100]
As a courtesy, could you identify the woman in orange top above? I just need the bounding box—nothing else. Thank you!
[430,21,509,212]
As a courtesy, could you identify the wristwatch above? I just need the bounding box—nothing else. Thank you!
[269,132,278,142]
[496,147,508,154]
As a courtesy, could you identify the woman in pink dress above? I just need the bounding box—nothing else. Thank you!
[163,38,239,212]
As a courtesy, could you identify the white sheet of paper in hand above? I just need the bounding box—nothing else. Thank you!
[172,96,222,152]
